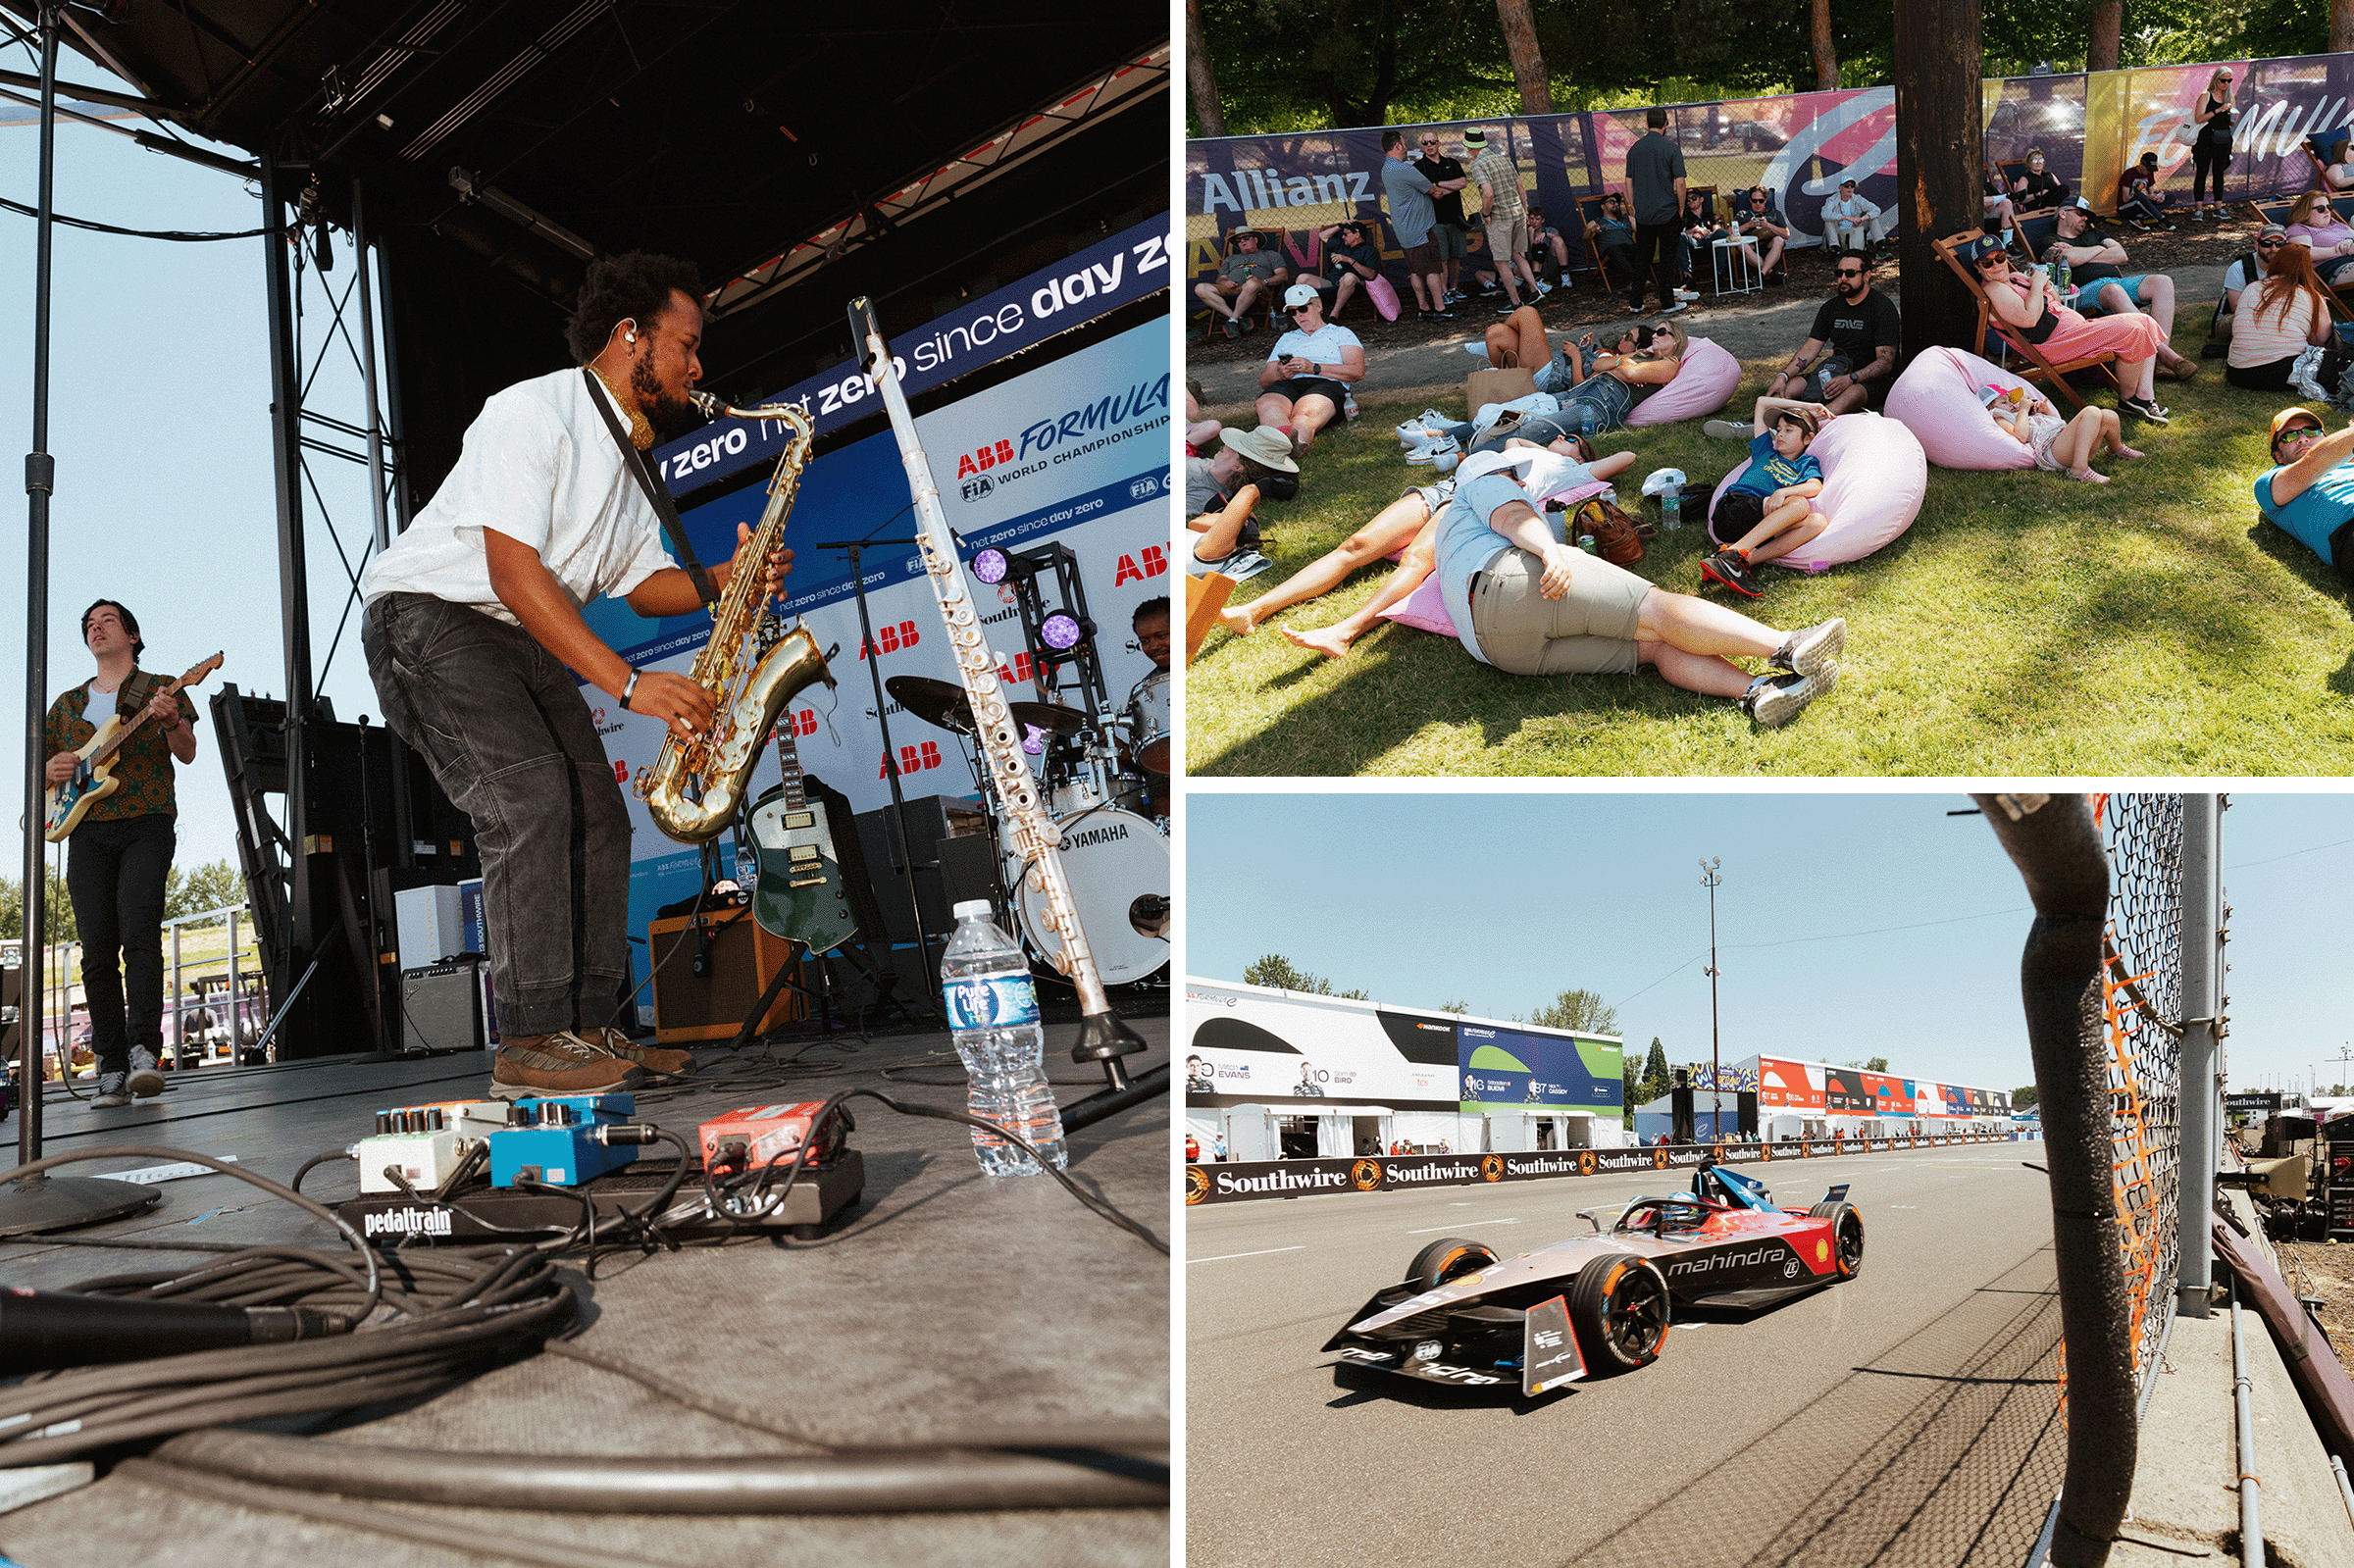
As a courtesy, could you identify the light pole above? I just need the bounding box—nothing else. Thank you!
[1700,857,1722,1141]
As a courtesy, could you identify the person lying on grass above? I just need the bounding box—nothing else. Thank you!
[2255,405,2354,582]
[1221,435,1640,643]
[1423,443,1846,727]
[1187,425,1299,580]
[1699,398,1828,599]
[1414,319,1686,462]
[1984,385,2143,483]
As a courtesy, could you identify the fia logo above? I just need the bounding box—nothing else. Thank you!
[1128,475,1162,501]
[961,474,995,502]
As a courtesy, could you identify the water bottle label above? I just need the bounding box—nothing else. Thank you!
[946,976,1041,1031]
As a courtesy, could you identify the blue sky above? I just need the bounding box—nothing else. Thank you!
[1185,789,2352,1101]
[0,92,406,882]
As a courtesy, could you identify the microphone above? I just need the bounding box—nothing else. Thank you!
[0,1287,353,1374]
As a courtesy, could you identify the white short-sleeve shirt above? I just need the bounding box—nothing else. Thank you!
[361,368,679,626]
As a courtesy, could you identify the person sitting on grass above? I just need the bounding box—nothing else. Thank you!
[1195,229,1287,338]
[2116,152,2175,228]
[1699,400,1828,598]
[1416,322,1688,460]
[2211,225,2285,348]
[1228,436,1640,644]
[1255,284,1363,455]
[1187,425,1298,579]
[1427,444,1847,727]
[2256,405,2354,582]
[1983,385,2144,483]
[2226,243,2336,392]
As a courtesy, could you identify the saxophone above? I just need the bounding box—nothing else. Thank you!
[634,392,834,843]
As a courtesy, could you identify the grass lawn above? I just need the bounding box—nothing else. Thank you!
[1187,350,2354,777]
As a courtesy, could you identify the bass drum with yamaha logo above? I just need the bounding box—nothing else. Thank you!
[1003,806,1169,985]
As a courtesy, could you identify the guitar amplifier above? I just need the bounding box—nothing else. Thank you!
[401,959,487,1054]
[648,907,805,1043]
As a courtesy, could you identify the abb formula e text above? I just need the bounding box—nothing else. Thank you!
[1321,1162,1865,1395]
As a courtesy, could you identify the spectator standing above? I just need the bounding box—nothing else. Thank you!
[1624,107,1689,316]
[1412,130,1473,304]
[1820,178,1882,259]
[1465,127,1545,313]
[2190,69,2236,219]
[1380,129,1466,321]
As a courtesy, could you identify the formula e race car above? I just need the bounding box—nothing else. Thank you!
[1321,1162,1864,1395]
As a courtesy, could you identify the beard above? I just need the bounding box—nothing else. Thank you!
[631,350,700,443]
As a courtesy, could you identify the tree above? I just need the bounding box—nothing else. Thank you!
[165,859,245,922]
[1495,0,1554,115]
[1439,999,1470,1014]
[1244,954,1363,997]
[1893,0,1984,383]
[2087,0,2122,71]
[2014,1085,2040,1109]
[1808,0,1838,89]
[1866,1056,1889,1073]
[1641,1037,1671,1104]
[0,867,77,945]
[1529,986,1619,1036]
[1186,0,1228,138]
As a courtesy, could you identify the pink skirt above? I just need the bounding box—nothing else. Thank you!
[2031,302,2166,364]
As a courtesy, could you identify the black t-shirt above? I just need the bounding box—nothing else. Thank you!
[1323,239,1382,281]
[1415,155,1467,227]
[1811,288,1903,369]
[2014,170,2069,209]
[2060,223,2123,282]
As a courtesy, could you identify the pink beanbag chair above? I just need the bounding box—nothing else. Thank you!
[1382,481,1612,634]
[1884,347,2034,471]
[1705,410,1925,573]
[1624,336,1741,427]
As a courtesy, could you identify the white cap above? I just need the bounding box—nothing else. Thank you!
[1641,467,1688,497]
[1283,282,1322,309]
[952,900,995,921]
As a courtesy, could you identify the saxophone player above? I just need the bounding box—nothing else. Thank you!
[360,250,792,1098]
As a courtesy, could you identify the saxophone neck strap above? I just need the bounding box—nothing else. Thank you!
[584,368,718,609]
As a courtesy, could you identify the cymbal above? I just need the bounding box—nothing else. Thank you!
[886,677,1087,739]
[885,676,975,734]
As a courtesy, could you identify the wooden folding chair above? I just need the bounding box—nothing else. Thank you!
[2254,198,2354,322]
[2301,130,2350,192]
[1932,228,2117,412]
[1184,572,1234,667]
[2013,212,2061,264]
[1578,192,1632,295]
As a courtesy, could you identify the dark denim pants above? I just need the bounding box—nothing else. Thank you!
[67,811,175,1077]
[363,593,630,1039]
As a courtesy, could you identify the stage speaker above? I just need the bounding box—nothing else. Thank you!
[936,833,1002,920]
[851,795,988,943]
[1737,1091,1759,1137]
[648,907,805,1043]
[401,960,486,1054]
[1670,1078,1694,1144]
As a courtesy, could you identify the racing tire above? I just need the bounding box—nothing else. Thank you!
[1566,1249,1671,1373]
[1809,1200,1865,1281]
[1406,1237,1499,1291]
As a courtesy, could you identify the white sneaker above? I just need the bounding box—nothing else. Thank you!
[1405,434,1459,465]
[1416,406,1453,428]
[1432,448,1461,474]
[1461,341,1494,357]
[128,1047,165,1099]
[1533,279,1556,297]
[1218,550,1273,581]
[1673,287,1700,302]
[1659,301,1690,317]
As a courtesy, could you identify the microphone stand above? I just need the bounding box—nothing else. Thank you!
[5,3,160,1235]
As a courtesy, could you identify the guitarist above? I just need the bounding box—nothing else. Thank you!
[42,600,196,1108]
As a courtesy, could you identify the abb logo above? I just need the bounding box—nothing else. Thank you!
[997,651,1036,684]
[1112,545,1167,586]
[788,707,817,737]
[612,760,629,783]
[955,438,1016,479]
[880,741,944,779]
[857,621,923,660]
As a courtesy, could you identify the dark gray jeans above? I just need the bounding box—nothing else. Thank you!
[67,811,174,1077]
[364,593,630,1039]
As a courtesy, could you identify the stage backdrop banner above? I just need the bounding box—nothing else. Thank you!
[583,317,1170,952]
[1182,981,1462,1113]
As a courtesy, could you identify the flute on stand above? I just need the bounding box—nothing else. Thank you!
[845,297,1146,1091]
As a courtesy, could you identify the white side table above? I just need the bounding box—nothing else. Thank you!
[1713,235,1762,297]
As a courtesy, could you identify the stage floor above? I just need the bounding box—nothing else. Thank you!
[0,1012,1170,1566]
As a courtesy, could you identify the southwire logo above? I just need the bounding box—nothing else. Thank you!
[362,1206,453,1239]
[1388,1160,1479,1184]
[1593,1150,1655,1172]
[1214,1166,1347,1195]
[1502,1154,1582,1177]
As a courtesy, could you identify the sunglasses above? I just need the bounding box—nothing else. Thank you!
[1835,268,1866,278]
[2278,426,2322,445]
[2259,238,2285,248]
[1974,254,2010,267]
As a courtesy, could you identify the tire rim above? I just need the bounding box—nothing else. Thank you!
[1433,1246,1495,1286]
[1607,1269,1670,1358]
[1839,1215,1865,1273]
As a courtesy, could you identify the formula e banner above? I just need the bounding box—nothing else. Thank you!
[582,318,1170,949]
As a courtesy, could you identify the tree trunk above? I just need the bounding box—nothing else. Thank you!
[2087,0,2121,74]
[2335,0,2354,54]
[1495,0,1553,115]
[1185,0,1227,138]
[1894,0,1984,397]
[1809,0,1838,90]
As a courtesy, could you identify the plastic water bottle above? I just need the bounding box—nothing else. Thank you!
[942,900,1066,1176]
[1661,487,1682,531]
[1578,404,1597,442]
[2053,253,2072,301]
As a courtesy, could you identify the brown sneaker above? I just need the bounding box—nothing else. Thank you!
[488,1032,646,1100]
[580,1026,697,1078]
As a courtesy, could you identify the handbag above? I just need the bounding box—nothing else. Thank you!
[1366,272,1402,321]
[1571,496,1645,567]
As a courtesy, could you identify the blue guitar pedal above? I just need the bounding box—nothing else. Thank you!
[486,1094,640,1188]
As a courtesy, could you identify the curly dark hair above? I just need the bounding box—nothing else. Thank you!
[563,251,704,365]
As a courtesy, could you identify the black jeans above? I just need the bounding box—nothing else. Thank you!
[67,812,175,1078]
[1631,221,1680,309]
[2192,141,2230,203]
[364,593,631,1039]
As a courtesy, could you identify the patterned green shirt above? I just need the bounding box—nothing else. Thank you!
[45,672,197,824]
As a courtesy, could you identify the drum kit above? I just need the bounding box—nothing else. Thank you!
[885,671,1170,986]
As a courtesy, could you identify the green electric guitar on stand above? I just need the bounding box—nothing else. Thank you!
[746,623,855,955]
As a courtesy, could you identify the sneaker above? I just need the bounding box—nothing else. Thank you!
[1222,319,1242,339]
[1658,300,1690,317]
[1416,406,1453,428]
[1701,548,1761,597]
[128,1047,165,1099]
[1406,433,1460,465]
[1769,617,1846,678]
[1764,272,1789,286]
[2165,358,2201,382]
[578,1026,696,1078]
[1743,663,1839,728]
[1703,419,1753,440]
[1218,549,1274,581]
[1494,302,1524,317]
[1418,308,1459,323]
[1533,279,1556,297]
[1460,341,1494,357]
[1674,287,1700,302]
[1476,282,1505,296]
[488,1031,647,1100]
[1431,449,1460,475]
[1444,288,1467,305]
[2121,396,2169,425]
[90,1072,130,1109]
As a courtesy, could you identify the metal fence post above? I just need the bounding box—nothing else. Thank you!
[168,919,181,1056]
[2177,793,2222,1318]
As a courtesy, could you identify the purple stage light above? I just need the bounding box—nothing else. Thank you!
[1041,611,1084,651]
[1022,725,1047,756]
[971,546,1011,584]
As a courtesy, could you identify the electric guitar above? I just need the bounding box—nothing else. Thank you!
[746,622,854,954]
[44,653,224,842]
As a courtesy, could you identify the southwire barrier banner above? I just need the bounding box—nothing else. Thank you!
[1185,51,2354,284]
[1186,1129,2031,1204]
